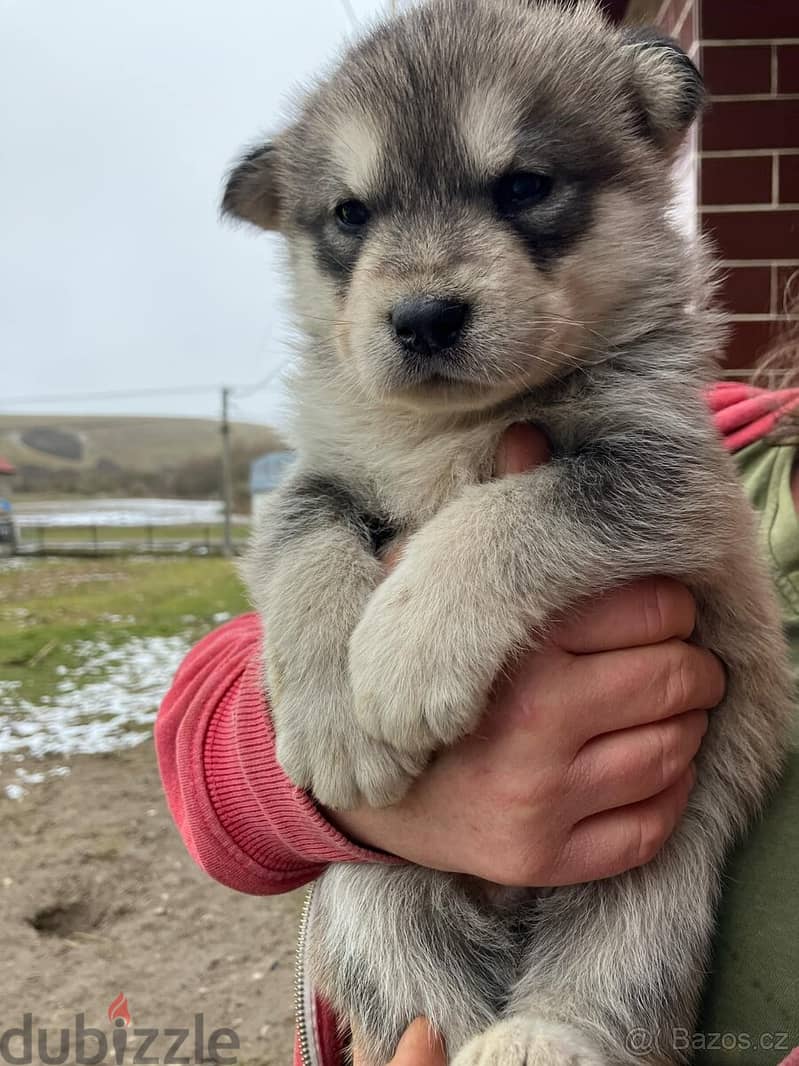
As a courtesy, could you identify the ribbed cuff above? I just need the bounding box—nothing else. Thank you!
[204,652,391,892]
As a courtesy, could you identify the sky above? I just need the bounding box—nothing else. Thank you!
[0,0,391,428]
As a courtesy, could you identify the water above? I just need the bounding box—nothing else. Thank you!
[12,497,228,528]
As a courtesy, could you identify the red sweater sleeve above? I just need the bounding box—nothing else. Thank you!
[154,613,390,895]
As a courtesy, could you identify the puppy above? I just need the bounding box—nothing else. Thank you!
[223,2,793,1063]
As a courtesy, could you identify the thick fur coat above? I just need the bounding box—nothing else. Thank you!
[223,2,793,1063]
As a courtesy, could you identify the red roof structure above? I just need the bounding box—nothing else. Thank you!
[0,458,16,476]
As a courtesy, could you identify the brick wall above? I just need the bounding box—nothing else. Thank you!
[698,0,799,369]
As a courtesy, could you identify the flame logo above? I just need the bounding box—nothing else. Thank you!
[107,993,131,1026]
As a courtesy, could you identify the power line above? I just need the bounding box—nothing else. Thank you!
[0,383,223,407]
[1,364,288,409]
[232,361,286,400]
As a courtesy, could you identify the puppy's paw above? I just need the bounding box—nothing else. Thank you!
[452,1018,607,1066]
[275,708,425,810]
[349,569,486,755]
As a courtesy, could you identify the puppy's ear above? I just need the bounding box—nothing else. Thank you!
[222,143,280,231]
[623,29,704,152]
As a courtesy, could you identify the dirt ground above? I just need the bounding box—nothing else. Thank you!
[0,741,304,1066]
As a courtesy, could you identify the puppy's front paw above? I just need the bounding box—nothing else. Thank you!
[349,568,487,755]
[453,1018,607,1066]
[274,699,425,809]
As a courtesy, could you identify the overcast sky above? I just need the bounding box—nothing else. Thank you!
[0,0,390,428]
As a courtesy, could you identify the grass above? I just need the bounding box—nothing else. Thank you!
[0,556,250,706]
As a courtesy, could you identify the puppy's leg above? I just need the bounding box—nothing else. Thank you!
[245,474,425,809]
[349,432,735,758]
[309,864,518,1066]
[451,813,715,1066]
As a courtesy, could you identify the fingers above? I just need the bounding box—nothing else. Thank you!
[353,1020,446,1066]
[562,639,725,744]
[494,423,551,476]
[557,767,696,883]
[389,1020,446,1066]
[381,540,406,572]
[570,709,708,817]
[552,577,697,654]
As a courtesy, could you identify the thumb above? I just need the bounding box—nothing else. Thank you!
[387,1019,446,1066]
[494,422,551,477]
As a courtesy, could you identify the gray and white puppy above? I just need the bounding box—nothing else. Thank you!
[223,1,792,1063]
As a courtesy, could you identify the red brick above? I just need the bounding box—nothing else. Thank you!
[719,267,772,314]
[777,46,799,94]
[702,209,799,259]
[702,100,799,152]
[701,156,772,205]
[702,0,799,41]
[780,155,799,203]
[721,320,780,370]
[701,45,772,96]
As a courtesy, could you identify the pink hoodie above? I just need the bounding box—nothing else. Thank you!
[154,382,799,1066]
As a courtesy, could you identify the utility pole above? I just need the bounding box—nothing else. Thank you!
[220,386,234,558]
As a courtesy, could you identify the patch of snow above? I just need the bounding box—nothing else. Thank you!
[11,498,249,528]
[0,557,32,573]
[0,635,190,759]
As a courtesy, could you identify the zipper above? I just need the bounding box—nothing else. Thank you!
[295,884,318,1066]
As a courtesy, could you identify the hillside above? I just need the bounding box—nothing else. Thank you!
[0,414,284,499]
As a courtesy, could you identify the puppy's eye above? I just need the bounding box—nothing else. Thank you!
[335,199,370,230]
[492,171,553,212]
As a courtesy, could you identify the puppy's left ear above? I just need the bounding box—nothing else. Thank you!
[623,29,704,152]
[222,142,280,231]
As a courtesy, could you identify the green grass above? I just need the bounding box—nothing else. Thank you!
[0,556,250,705]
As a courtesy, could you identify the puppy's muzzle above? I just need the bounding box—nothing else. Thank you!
[391,297,470,358]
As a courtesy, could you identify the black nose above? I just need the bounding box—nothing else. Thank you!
[391,297,469,356]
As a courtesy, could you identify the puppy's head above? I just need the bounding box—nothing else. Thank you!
[223,0,703,412]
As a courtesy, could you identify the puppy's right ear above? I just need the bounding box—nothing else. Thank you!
[222,143,280,231]
[622,30,704,152]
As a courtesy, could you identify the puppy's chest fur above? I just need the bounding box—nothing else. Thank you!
[299,399,534,540]
[292,370,582,539]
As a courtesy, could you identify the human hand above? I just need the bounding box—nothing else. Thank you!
[353,1018,446,1066]
[331,425,725,886]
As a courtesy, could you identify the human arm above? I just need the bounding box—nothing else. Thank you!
[154,613,391,895]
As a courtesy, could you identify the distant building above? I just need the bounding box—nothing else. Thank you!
[250,451,295,521]
[0,457,17,554]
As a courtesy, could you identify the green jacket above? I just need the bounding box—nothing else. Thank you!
[696,440,799,1063]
